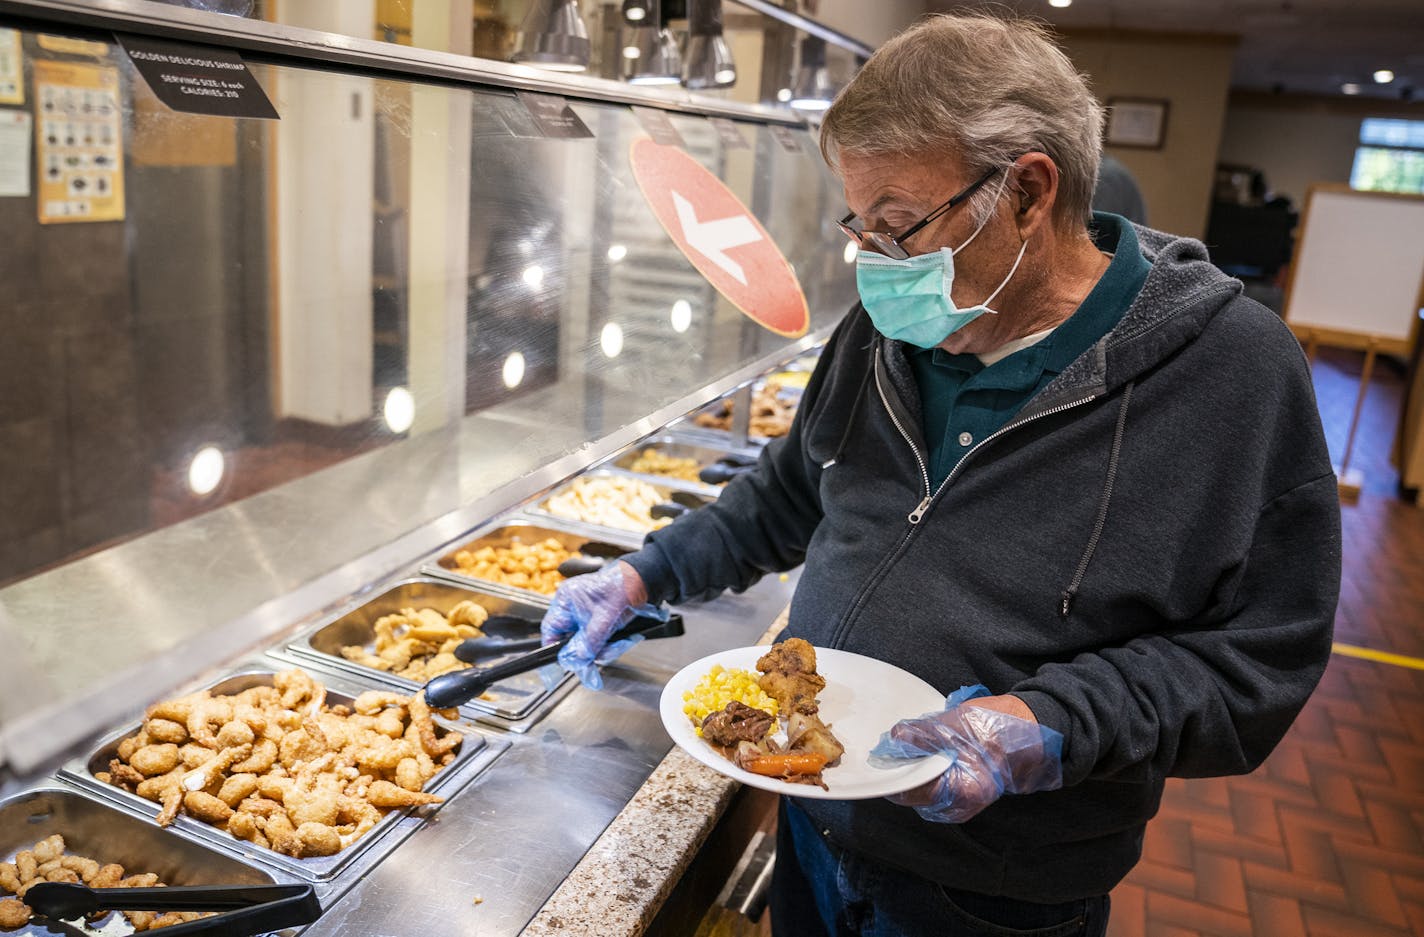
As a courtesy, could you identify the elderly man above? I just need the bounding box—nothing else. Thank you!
[543,12,1340,937]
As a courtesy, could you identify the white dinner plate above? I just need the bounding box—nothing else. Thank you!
[659,645,951,800]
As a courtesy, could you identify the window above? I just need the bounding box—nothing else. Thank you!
[1350,119,1424,194]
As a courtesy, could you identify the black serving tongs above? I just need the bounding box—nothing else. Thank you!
[553,539,630,579]
[697,453,760,485]
[650,490,712,520]
[425,612,685,708]
[24,882,321,937]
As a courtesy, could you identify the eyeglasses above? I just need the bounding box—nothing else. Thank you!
[836,165,1002,260]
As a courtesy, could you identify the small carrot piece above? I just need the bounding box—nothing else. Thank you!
[743,752,828,777]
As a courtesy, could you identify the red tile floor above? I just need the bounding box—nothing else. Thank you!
[1107,347,1424,937]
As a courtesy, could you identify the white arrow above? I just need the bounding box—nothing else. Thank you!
[672,190,764,286]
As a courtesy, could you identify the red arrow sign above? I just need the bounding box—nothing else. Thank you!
[630,138,809,338]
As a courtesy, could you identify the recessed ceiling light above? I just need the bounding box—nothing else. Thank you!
[1374,69,1395,84]
[1341,83,1362,95]
[1049,0,1072,7]
[187,446,225,496]
[383,387,415,434]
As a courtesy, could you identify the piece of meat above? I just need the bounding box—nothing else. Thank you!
[701,701,775,747]
[756,638,826,715]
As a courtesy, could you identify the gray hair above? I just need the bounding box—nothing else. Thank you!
[819,12,1104,232]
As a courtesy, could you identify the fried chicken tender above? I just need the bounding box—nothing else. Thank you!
[756,637,826,716]
[184,791,234,824]
[129,743,181,777]
[294,822,342,857]
[144,718,188,744]
[0,898,29,930]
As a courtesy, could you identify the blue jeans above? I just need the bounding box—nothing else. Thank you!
[771,800,1110,937]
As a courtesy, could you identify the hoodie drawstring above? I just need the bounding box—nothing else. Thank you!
[1061,380,1135,618]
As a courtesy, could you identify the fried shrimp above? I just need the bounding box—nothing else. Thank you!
[365,780,443,808]
[108,670,462,857]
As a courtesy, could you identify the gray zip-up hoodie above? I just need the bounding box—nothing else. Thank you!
[627,226,1341,901]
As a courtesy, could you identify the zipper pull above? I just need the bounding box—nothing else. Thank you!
[908,496,931,525]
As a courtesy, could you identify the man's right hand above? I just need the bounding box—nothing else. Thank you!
[539,560,667,690]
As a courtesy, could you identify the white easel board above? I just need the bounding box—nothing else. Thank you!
[1284,185,1424,356]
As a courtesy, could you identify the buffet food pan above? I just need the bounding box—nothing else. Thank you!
[285,576,570,724]
[0,786,286,936]
[62,667,485,883]
[422,516,639,606]
[607,435,756,494]
[528,469,715,538]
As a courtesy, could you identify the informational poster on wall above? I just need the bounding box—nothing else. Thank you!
[0,110,32,197]
[33,58,125,224]
[0,28,22,105]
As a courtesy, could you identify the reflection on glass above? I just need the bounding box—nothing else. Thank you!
[0,22,858,589]
[502,352,527,389]
[188,447,225,497]
[383,387,416,434]
[601,323,625,358]
[670,300,693,333]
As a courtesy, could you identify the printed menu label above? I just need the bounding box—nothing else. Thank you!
[34,59,124,223]
[516,91,593,139]
[632,105,685,148]
[119,35,277,120]
[709,117,749,150]
[0,29,21,105]
[769,123,806,155]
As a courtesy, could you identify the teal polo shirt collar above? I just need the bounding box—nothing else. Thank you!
[908,212,1149,488]
[920,213,1149,382]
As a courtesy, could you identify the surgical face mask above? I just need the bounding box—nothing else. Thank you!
[855,180,1029,349]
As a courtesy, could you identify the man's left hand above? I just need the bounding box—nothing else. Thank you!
[871,685,1064,823]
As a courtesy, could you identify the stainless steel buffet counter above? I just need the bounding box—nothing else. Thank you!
[0,415,807,937]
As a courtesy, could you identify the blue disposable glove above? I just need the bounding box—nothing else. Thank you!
[870,685,1064,824]
[539,560,669,690]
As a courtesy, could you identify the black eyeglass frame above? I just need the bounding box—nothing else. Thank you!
[836,165,1002,260]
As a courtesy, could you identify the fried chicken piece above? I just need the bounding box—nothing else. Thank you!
[130,743,181,777]
[59,856,99,882]
[701,701,775,747]
[12,854,35,884]
[231,738,278,775]
[184,790,234,824]
[31,836,64,865]
[217,773,260,807]
[365,780,442,808]
[354,690,408,716]
[756,638,826,716]
[295,822,342,857]
[186,698,234,749]
[107,759,146,790]
[89,864,125,889]
[0,898,30,930]
[227,811,268,848]
[0,862,19,895]
[262,812,302,857]
[144,718,188,744]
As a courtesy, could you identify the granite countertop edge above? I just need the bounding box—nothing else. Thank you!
[519,609,790,936]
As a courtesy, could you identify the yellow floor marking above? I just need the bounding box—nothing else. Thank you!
[1332,642,1424,671]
